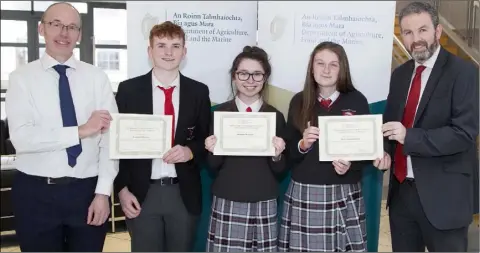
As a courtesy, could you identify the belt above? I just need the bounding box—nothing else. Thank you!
[150,177,179,186]
[33,175,79,185]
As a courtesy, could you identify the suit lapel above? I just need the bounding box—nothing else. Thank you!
[138,70,154,115]
[413,48,448,126]
[175,73,189,143]
[396,61,415,121]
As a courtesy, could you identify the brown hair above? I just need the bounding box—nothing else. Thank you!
[293,41,356,131]
[228,46,272,100]
[149,21,186,46]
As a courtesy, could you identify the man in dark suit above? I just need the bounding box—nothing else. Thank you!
[382,2,479,252]
[114,21,211,251]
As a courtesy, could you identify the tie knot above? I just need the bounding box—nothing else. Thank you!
[246,107,252,112]
[320,98,332,107]
[53,64,69,75]
[416,65,426,74]
[158,86,175,97]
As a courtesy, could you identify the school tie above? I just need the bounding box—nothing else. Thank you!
[246,107,252,112]
[394,65,426,183]
[320,98,332,108]
[53,64,82,167]
[159,86,175,146]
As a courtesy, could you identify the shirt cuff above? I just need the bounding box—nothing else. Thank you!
[94,176,113,196]
[65,126,80,146]
[298,140,312,154]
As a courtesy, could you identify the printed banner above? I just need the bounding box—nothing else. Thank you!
[257,1,396,104]
[127,1,258,103]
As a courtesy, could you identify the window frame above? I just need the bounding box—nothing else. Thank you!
[0,1,126,93]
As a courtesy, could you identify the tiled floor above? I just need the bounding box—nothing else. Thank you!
[3,204,478,252]
[0,201,394,252]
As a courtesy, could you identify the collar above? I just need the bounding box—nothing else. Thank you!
[415,45,440,70]
[235,96,263,112]
[152,71,180,90]
[318,90,340,103]
[40,52,77,70]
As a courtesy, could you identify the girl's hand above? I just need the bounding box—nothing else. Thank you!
[272,136,286,157]
[333,159,351,175]
[204,135,217,153]
[301,121,319,150]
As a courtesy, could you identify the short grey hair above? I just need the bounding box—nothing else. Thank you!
[399,1,439,28]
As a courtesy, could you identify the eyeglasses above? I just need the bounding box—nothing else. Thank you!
[236,71,265,82]
[42,21,81,34]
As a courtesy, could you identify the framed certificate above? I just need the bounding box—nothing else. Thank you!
[317,114,384,161]
[109,113,172,159]
[213,111,276,156]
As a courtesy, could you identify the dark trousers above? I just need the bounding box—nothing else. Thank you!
[126,182,198,252]
[12,171,108,252]
[389,178,468,252]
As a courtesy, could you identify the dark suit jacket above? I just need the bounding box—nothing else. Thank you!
[384,47,479,230]
[114,70,211,216]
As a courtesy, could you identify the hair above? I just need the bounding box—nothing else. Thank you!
[149,21,186,46]
[228,46,272,100]
[293,41,356,131]
[399,1,439,29]
[41,2,82,26]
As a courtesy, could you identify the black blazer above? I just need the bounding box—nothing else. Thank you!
[114,70,211,216]
[384,47,479,230]
[206,99,287,202]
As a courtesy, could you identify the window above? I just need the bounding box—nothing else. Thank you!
[93,7,127,91]
[1,20,28,43]
[96,50,119,70]
[1,47,28,89]
[0,1,31,11]
[1,20,29,89]
[94,8,127,45]
[1,2,126,93]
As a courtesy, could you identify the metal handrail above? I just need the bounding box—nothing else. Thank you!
[439,15,479,66]
[393,34,412,62]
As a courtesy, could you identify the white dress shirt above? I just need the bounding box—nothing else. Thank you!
[298,90,340,153]
[151,72,180,179]
[406,46,441,178]
[5,53,119,196]
[235,96,263,112]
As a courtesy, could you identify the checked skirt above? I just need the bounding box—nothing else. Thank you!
[278,180,367,252]
[206,196,278,252]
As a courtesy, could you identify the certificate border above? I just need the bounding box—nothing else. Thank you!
[318,114,383,161]
[109,113,173,159]
[213,111,276,156]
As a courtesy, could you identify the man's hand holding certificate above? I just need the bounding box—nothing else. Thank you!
[317,114,384,161]
[212,111,277,156]
[109,113,172,159]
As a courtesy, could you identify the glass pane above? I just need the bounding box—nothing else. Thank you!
[95,49,127,92]
[1,47,28,90]
[94,8,127,45]
[34,1,87,13]
[1,20,27,43]
[38,21,80,44]
[39,47,80,60]
[0,1,31,11]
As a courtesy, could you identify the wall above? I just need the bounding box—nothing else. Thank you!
[396,0,471,30]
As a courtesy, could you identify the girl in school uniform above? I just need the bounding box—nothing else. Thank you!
[278,41,384,252]
[204,46,287,252]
